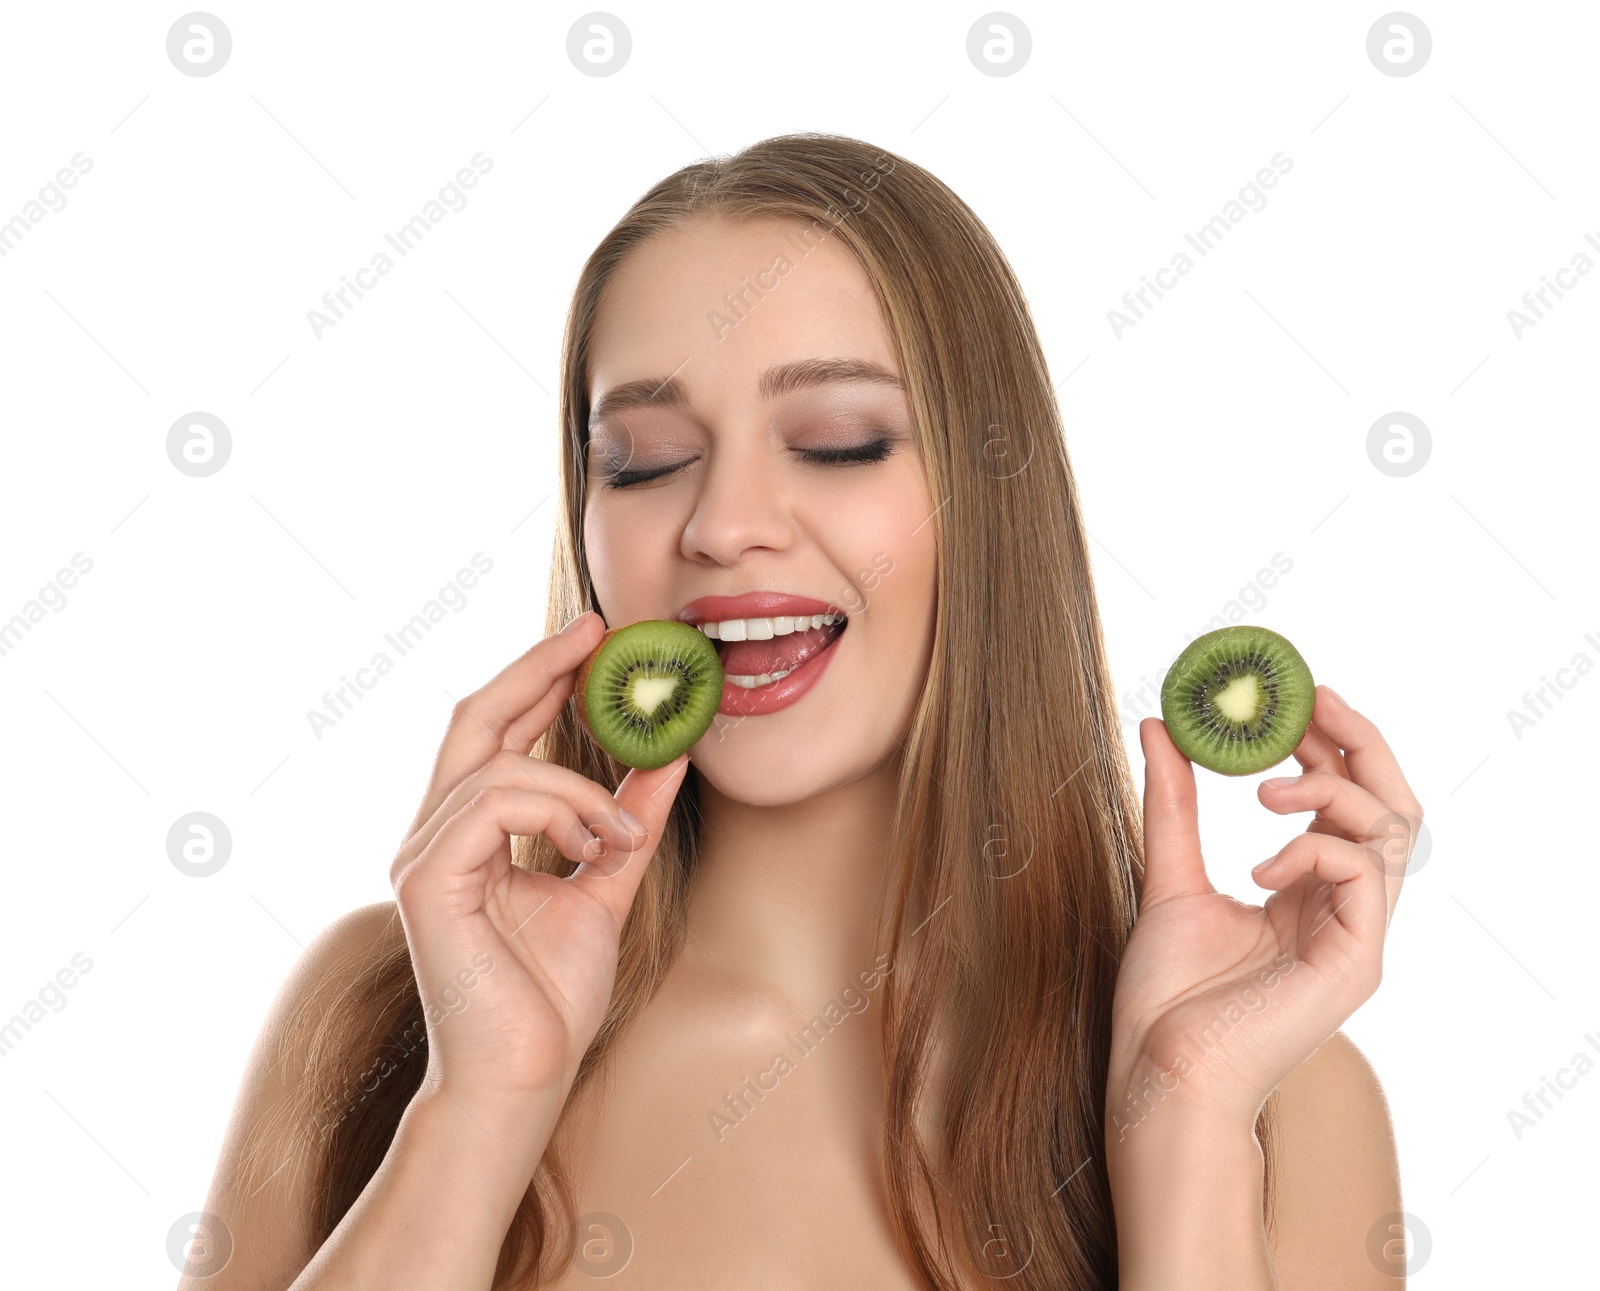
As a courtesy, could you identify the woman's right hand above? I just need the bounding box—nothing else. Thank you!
[388,610,691,1121]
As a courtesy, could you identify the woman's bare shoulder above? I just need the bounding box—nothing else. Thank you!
[178,901,406,1289]
[322,898,405,948]
[1267,1030,1403,1288]
[316,899,407,968]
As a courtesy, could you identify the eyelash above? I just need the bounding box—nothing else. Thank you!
[602,437,896,490]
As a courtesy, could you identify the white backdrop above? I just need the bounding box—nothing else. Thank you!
[1,2,1593,1284]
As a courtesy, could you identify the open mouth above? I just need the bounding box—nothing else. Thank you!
[699,612,849,689]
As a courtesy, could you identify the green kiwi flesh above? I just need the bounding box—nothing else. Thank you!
[577,619,724,770]
[1159,625,1315,776]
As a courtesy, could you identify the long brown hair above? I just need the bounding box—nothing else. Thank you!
[276,131,1277,1287]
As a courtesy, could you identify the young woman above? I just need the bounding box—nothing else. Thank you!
[188,133,1421,1289]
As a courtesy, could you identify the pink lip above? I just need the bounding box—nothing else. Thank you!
[676,591,847,626]
[674,590,850,718]
[713,620,846,717]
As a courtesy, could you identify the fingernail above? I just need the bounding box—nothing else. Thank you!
[618,807,647,838]
[1252,855,1278,874]
[583,836,608,862]
[559,611,593,635]
[1324,686,1348,708]
[1262,776,1298,789]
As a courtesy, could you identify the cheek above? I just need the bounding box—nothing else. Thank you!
[581,502,610,599]
[831,471,937,625]
[583,496,671,618]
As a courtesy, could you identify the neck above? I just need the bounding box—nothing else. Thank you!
[683,759,900,1021]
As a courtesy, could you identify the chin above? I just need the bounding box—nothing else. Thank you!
[690,721,887,807]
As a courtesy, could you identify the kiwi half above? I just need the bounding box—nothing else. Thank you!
[1158,625,1315,776]
[574,619,724,770]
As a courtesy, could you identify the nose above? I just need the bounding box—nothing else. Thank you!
[679,434,794,568]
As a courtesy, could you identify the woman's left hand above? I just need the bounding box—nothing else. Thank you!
[1107,685,1423,1137]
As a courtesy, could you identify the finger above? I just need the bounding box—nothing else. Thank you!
[1257,767,1394,844]
[1308,686,1424,821]
[612,753,694,843]
[396,785,597,903]
[407,612,605,837]
[393,746,649,879]
[1290,717,1349,780]
[1252,832,1387,971]
[568,753,692,922]
[1137,718,1215,905]
[500,681,576,755]
[1357,810,1418,930]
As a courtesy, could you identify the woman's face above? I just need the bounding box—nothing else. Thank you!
[583,214,938,805]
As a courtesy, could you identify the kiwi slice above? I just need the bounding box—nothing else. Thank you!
[1158,625,1315,776]
[574,619,724,770]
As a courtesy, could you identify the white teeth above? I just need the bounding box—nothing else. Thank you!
[726,668,794,689]
[696,613,843,640]
[689,611,846,689]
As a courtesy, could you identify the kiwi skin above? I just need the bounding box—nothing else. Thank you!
[1158,625,1315,777]
[574,620,724,770]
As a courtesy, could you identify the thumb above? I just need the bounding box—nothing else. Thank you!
[1138,718,1214,906]
[567,753,691,916]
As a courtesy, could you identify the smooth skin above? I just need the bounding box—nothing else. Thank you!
[184,213,1415,1289]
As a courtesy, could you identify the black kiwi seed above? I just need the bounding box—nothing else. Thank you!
[574,619,725,770]
[1158,625,1315,776]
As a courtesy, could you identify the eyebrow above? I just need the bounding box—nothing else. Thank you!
[588,356,906,431]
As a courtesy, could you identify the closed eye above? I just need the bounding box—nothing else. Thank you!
[599,457,699,489]
[601,436,896,490]
[795,437,896,467]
